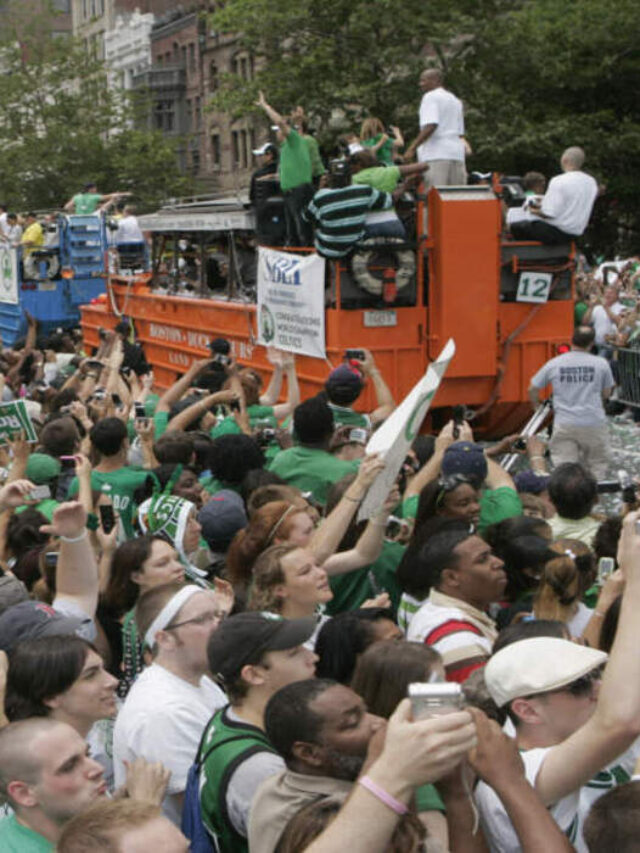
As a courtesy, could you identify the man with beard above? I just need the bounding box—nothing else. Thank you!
[248,679,386,852]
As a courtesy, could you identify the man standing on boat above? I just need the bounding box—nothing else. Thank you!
[255,91,314,247]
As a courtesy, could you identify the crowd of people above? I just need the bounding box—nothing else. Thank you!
[0,291,636,853]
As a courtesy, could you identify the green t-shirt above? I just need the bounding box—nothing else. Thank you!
[0,816,54,852]
[362,134,395,166]
[400,494,419,521]
[326,539,404,615]
[210,404,280,461]
[415,782,445,813]
[328,404,371,430]
[72,192,102,214]
[15,498,58,522]
[279,128,312,192]
[268,445,359,506]
[478,486,522,534]
[68,466,152,538]
[353,165,401,194]
[575,300,589,325]
[303,134,325,178]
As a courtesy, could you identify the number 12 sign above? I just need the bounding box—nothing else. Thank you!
[516,271,552,304]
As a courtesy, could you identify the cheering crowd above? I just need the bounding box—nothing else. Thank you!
[0,300,637,853]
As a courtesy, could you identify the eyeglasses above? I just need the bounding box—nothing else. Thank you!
[545,667,603,699]
[167,610,226,631]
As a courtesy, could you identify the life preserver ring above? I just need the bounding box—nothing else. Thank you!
[351,237,415,296]
[23,252,60,281]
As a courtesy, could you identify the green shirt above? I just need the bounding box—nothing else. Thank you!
[279,128,312,192]
[68,466,152,538]
[478,486,522,534]
[0,816,54,852]
[268,445,359,506]
[575,300,589,325]
[362,134,395,165]
[210,404,280,462]
[303,134,325,178]
[72,192,102,214]
[15,498,58,522]
[353,165,401,194]
[400,494,419,521]
[326,539,404,615]
[328,404,371,430]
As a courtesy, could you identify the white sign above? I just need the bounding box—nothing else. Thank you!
[257,247,326,358]
[516,271,552,304]
[358,339,456,521]
[0,247,18,305]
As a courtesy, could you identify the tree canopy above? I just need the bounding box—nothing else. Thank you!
[0,0,189,213]
[210,0,640,255]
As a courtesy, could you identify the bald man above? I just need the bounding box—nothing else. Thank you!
[0,718,107,851]
[404,68,466,187]
[510,146,598,244]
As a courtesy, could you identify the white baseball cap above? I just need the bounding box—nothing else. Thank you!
[485,637,608,708]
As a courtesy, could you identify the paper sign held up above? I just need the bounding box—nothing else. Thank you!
[358,339,456,521]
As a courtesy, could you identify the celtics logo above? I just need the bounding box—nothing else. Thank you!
[260,304,276,343]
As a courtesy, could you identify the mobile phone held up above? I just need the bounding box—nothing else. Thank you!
[345,349,365,362]
[408,683,465,719]
[99,504,116,535]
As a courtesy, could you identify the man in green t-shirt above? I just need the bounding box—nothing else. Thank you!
[0,718,108,852]
[64,182,131,215]
[269,396,360,507]
[67,417,152,539]
[255,91,313,246]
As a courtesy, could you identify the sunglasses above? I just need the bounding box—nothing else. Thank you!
[548,666,603,698]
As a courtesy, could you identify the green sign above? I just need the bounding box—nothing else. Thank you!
[0,400,38,445]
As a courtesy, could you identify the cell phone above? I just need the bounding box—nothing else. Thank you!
[92,389,106,401]
[98,328,107,341]
[29,484,51,501]
[59,455,76,468]
[597,557,615,584]
[512,437,527,451]
[111,393,122,407]
[345,349,365,362]
[385,516,406,540]
[212,353,231,366]
[134,402,146,419]
[86,359,103,371]
[99,504,116,535]
[229,398,241,412]
[349,427,368,444]
[408,683,465,720]
[452,404,465,441]
[44,551,58,570]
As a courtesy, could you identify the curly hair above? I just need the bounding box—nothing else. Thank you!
[247,544,297,613]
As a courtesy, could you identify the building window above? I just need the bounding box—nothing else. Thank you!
[231,52,254,81]
[188,43,196,73]
[191,146,200,175]
[83,0,88,20]
[154,100,175,132]
[231,131,239,168]
[211,132,221,168]
[181,45,187,67]
[195,96,201,130]
[186,99,192,131]
[209,61,218,91]
[239,129,248,168]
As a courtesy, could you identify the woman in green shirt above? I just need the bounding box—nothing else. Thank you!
[360,117,404,165]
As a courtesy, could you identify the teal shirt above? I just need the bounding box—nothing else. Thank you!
[0,816,54,852]
[478,486,522,534]
[72,192,102,214]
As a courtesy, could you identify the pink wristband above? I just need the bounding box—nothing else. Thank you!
[358,775,409,815]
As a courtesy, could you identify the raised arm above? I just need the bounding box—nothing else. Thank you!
[40,502,99,620]
[535,510,640,805]
[309,456,385,565]
[272,353,300,421]
[359,349,395,426]
[255,90,290,137]
[155,358,213,414]
[166,389,238,432]
[404,419,469,500]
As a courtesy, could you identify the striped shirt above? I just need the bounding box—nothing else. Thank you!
[407,589,497,683]
[303,184,392,258]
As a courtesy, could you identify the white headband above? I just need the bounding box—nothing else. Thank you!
[144,585,203,648]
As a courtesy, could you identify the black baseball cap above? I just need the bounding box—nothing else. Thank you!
[207,612,316,682]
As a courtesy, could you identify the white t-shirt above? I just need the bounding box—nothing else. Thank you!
[417,87,465,163]
[116,214,144,243]
[566,602,593,639]
[591,301,624,346]
[0,212,8,236]
[475,741,637,853]
[539,170,598,236]
[530,350,614,427]
[113,663,226,825]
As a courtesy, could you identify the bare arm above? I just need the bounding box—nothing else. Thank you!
[484,457,517,491]
[360,349,395,425]
[255,91,290,137]
[528,384,542,409]
[398,162,430,179]
[272,356,300,421]
[166,389,238,433]
[259,358,283,406]
[535,511,640,805]
[155,358,212,414]
[581,571,624,648]
[41,502,99,619]
[404,419,470,500]
[404,124,437,160]
[309,456,385,565]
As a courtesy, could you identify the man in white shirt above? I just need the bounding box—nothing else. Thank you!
[529,325,614,477]
[475,511,640,852]
[113,582,229,825]
[582,284,624,352]
[511,146,598,244]
[404,68,466,187]
[115,205,144,244]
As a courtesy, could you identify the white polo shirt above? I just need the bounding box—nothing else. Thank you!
[417,87,465,163]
